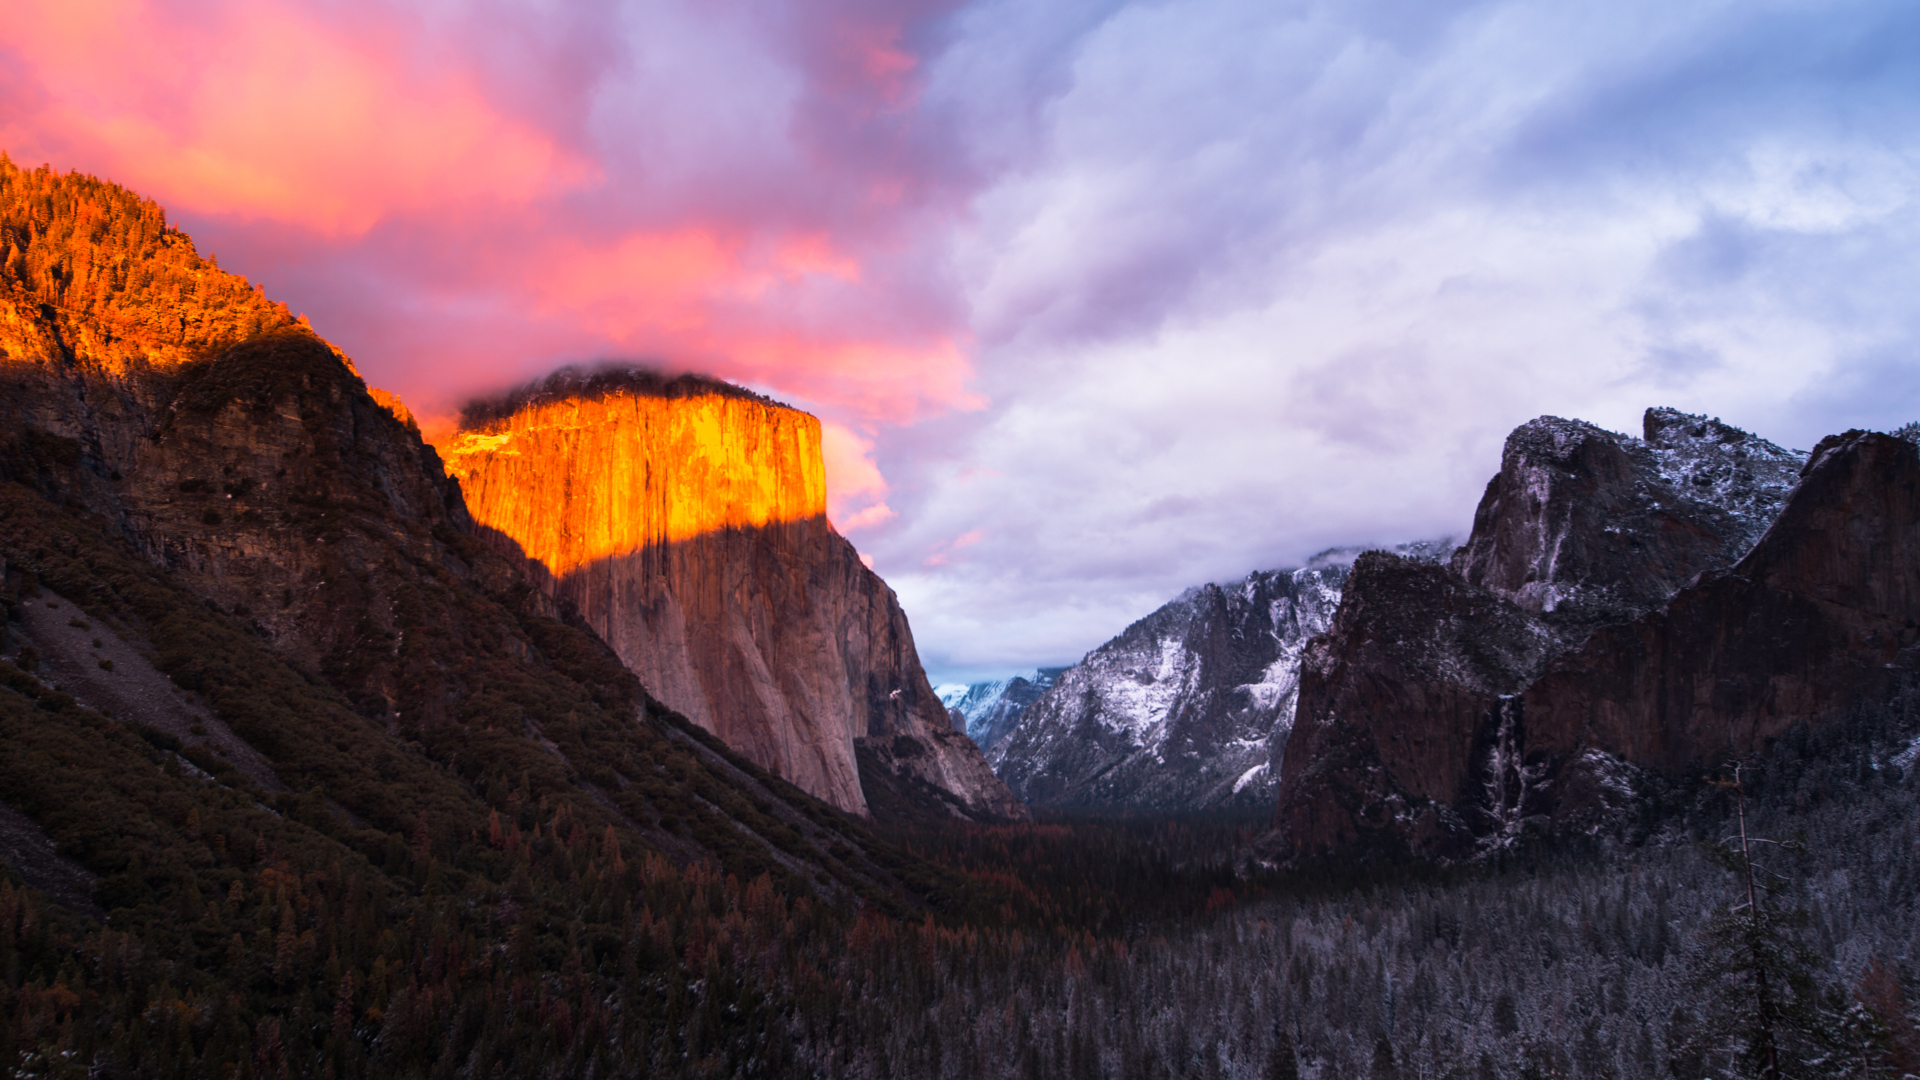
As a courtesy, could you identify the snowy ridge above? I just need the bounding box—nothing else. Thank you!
[939,669,1066,752]
[1458,409,1807,624]
[987,542,1441,812]
[1640,408,1804,559]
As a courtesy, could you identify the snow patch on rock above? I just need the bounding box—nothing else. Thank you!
[988,541,1444,812]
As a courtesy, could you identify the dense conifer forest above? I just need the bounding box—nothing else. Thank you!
[0,155,297,367]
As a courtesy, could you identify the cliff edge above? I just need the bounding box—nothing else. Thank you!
[443,368,1025,820]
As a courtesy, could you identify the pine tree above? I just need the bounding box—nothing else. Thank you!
[1691,764,1857,1079]
[1269,1022,1300,1080]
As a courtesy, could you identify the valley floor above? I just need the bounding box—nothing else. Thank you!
[808,700,1920,1080]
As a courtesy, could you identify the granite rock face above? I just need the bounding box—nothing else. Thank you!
[1273,409,1860,861]
[443,370,1024,820]
[1451,409,1802,631]
[989,558,1359,812]
[1276,553,1563,858]
[1521,430,1920,775]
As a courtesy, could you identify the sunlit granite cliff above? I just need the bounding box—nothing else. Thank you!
[443,367,1025,820]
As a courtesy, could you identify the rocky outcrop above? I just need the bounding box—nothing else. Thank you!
[1521,430,1920,774]
[1451,409,1802,632]
[1275,409,1837,860]
[443,368,1024,820]
[1275,554,1563,857]
[988,557,1365,812]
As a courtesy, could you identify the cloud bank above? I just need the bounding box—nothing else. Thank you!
[7,0,1920,683]
[873,0,1920,682]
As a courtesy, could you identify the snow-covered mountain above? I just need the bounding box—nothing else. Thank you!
[987,542,1448,813]
[937,669,1068,752]
[983,406,1809,818]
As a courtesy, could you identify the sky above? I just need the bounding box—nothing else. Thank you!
[6,0,1920,684]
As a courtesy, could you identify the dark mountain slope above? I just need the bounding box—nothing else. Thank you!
[1276,413,1920,861]
[1521,430,1920,773]
[0,158,1026,1077]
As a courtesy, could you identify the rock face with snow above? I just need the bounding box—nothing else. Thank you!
[1275,552,1563,858]
[1273,408,1868,861]
[1521,430,1920,776]
[939,669,1067,753]
[1451,408,1803,632]
[989,550,1447,813]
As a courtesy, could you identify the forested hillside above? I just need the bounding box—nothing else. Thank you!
[0,478,1032,1077]
[800,693,1920,1079]
[0,155,297,369]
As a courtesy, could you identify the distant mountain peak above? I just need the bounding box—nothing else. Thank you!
[986,542,1447,813]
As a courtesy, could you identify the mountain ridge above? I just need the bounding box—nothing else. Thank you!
[1274,411,1920,861]
[984,543,1448,813]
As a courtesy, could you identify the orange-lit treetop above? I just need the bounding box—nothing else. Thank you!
[0,156,298,371]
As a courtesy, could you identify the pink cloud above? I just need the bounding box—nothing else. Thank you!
[921,528,984,567]
[0,0,594,234]
[821,421,897,533]
[0,0,984,436]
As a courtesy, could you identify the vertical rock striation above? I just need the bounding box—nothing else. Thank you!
[1521,430,1920,774]
[1274,409,1851,860]
[443,368,1024,820]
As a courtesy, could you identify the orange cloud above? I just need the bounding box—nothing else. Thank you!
[1,0,592,235]
[1,0,985,455]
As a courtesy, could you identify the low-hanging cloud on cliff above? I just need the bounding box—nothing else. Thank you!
[6,0,1920,682]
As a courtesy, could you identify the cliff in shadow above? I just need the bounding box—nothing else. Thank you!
[1272,409,1881,861]
[1520,430,1920,774]
[442,371,1024,820]
[1275,553,1562,858]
